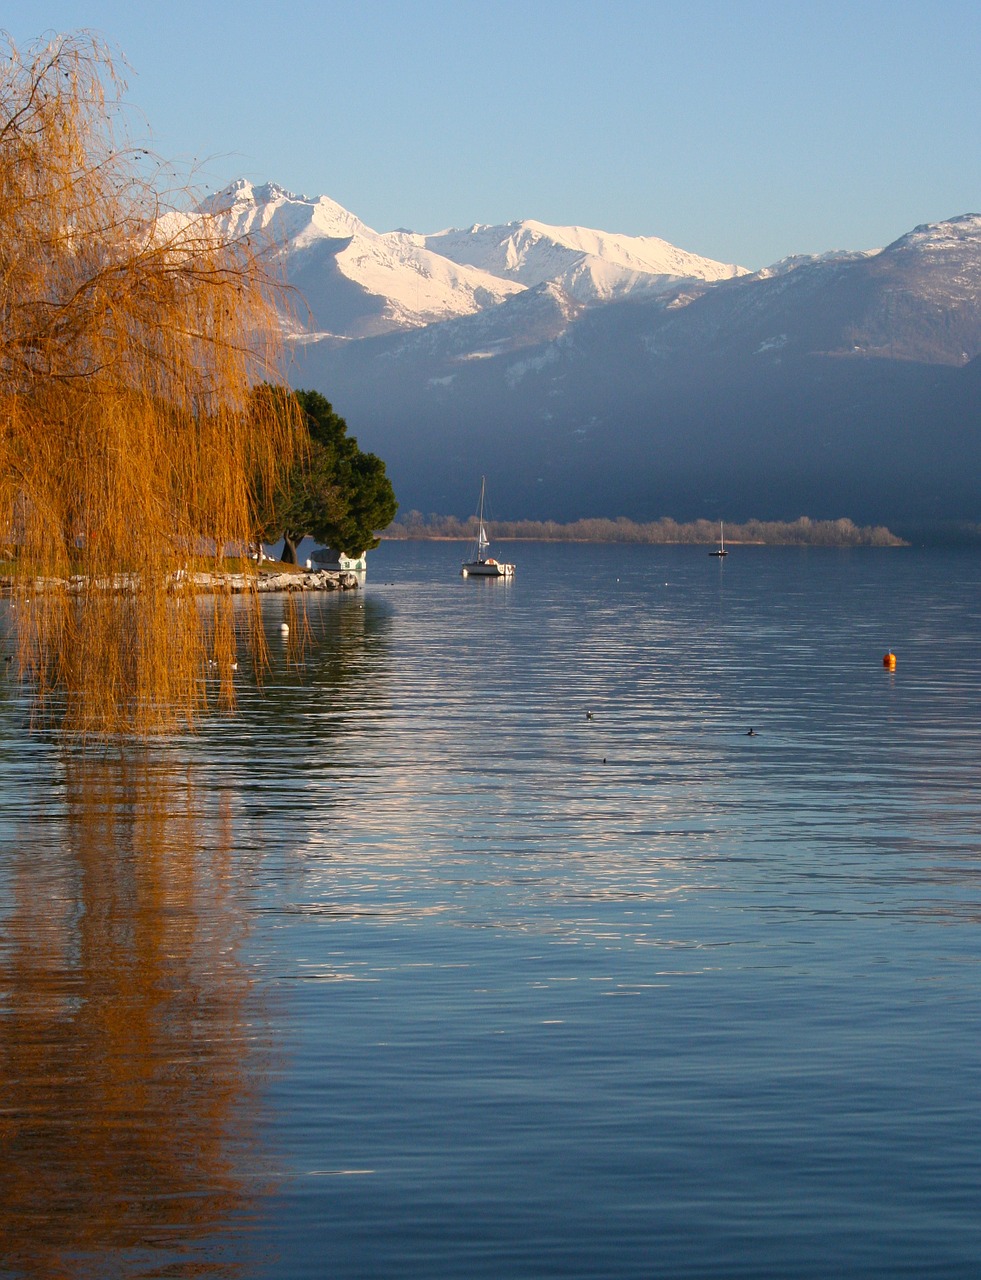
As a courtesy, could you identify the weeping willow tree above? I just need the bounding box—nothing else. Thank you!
[0,32,301,736]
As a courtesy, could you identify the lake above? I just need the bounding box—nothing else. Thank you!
[2,540,981,1278]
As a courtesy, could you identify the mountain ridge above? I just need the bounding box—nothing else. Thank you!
[204,181,750,338]
[202,183,981,527]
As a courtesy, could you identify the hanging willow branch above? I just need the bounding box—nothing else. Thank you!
[0,31,301,736]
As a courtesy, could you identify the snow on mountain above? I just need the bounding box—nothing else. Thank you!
[886,212,981,256]
[750,249,876,280]
[626,210,981,369]
[411,219,748,302]
[202,185,981,387]
[388,281,584,365]
[208,179,369,244]
[875,214,981,306]
[201,182,752,338]
[204,181,524,339]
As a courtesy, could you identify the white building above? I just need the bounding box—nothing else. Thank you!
[310,547,367,572]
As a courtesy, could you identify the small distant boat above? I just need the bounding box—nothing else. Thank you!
[461,477,515,578]
[710,521,728,557]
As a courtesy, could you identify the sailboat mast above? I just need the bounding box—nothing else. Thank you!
[477,476,488,557]
[461,475,516,577]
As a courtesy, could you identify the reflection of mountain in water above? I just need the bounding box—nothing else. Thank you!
[0,753,272,1279]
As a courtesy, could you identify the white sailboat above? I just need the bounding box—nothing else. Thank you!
[709,521,728,557]
[461,477,515,577]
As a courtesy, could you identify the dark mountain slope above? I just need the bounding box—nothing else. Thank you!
[288,216,981,523]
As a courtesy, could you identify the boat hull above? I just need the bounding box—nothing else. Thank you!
[461,559,515,578]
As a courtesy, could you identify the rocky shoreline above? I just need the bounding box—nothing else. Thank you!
[190,568,361,593]
[0,568,361,595]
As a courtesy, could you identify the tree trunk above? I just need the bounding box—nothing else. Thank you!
[282,531,300,564]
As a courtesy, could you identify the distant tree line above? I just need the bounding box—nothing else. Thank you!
[385,513,905,547]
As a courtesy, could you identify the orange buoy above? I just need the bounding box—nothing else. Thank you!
[883,651,897,670]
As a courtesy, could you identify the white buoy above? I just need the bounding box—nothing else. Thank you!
[280,622,290,635]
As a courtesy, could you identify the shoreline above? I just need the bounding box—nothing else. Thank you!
[0,568,361,596]
[381,535,905,548]
[382,514,908,548]
[190,568,361,593]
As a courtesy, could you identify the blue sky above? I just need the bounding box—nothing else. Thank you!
[5,0,981,268]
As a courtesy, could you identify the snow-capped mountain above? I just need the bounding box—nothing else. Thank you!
[206,181,525,339]
[749,249,876,280]
[641,212,981,365]
[285,209,981,530]
[189,184,981,527]
[204,181,748,339]
[403,219,747,303]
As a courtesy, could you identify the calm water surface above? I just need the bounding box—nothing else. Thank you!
[1,542,981,1278]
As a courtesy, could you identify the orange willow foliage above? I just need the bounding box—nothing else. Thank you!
[0,33,300,736]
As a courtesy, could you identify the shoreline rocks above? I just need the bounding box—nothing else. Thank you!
[187,569,360,593]
[0,569,361,596]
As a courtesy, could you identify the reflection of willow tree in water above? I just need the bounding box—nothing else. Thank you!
[0,754,271,1278]
[0,586,392,1273]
